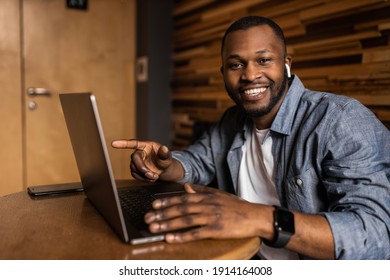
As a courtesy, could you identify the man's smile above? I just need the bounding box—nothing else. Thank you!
[239,85,271,102]
[243,86,268,96]
[244,87,268,95]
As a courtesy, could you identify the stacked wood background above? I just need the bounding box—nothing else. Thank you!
[171,0,390,149]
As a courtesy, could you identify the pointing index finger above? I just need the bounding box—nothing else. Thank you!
[111,139,140,149]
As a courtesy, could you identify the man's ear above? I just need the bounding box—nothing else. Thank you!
[220,66,224,75]
[285,56,292,78]
[285,56,292,68]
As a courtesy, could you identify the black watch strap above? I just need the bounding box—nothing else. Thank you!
[263,206,295,248]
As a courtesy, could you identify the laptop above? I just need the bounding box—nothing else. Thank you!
[59,93,185,245]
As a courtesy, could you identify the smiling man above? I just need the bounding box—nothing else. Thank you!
[112,16,390,259]
[221,19,290,130]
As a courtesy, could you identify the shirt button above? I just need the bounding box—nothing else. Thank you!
[296,178,303,186]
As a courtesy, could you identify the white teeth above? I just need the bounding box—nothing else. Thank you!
[243,87,267,95]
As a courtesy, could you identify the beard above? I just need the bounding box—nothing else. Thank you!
[227,72,288,118]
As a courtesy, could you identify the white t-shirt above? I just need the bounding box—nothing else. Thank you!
[237,125,299,260]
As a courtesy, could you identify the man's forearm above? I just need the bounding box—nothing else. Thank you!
[286,213,335,259]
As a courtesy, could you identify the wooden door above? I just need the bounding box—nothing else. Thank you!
[0,0,135,196]
[0,0,24,195]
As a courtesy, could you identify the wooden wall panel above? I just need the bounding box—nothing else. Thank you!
[171,0,390,149]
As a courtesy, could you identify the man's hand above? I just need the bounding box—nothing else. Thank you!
[143,183,335,259]
[144,183,274,243]
[111,139,184,182]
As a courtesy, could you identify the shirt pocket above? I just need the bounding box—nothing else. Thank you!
[285,167,328,213]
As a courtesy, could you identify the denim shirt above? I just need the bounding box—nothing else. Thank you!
[172,75,390,259]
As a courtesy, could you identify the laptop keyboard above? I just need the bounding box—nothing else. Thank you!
[118,188,156,230]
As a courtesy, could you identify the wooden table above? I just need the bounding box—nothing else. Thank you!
[0,191,260,260]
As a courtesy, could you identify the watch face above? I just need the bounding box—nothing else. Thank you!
[276,208,295,233]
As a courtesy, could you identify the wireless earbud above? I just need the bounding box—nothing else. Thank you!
[285,64,291,78]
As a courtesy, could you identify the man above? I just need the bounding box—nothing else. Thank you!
[112,16,390,259]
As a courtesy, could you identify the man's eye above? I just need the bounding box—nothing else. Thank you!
[259,58,271,64]
[229,62,243,69]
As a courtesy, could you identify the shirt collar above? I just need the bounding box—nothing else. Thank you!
[270,75,305,135]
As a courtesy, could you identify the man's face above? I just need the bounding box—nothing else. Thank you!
[221,25,290,125]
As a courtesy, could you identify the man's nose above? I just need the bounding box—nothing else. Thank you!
[241,63,262,81]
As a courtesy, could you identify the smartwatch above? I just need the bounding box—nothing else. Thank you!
[263,206,295,248]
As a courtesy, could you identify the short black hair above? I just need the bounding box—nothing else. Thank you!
[221,16,287,57]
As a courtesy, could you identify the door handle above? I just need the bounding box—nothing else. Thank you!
[27,87,51,96]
